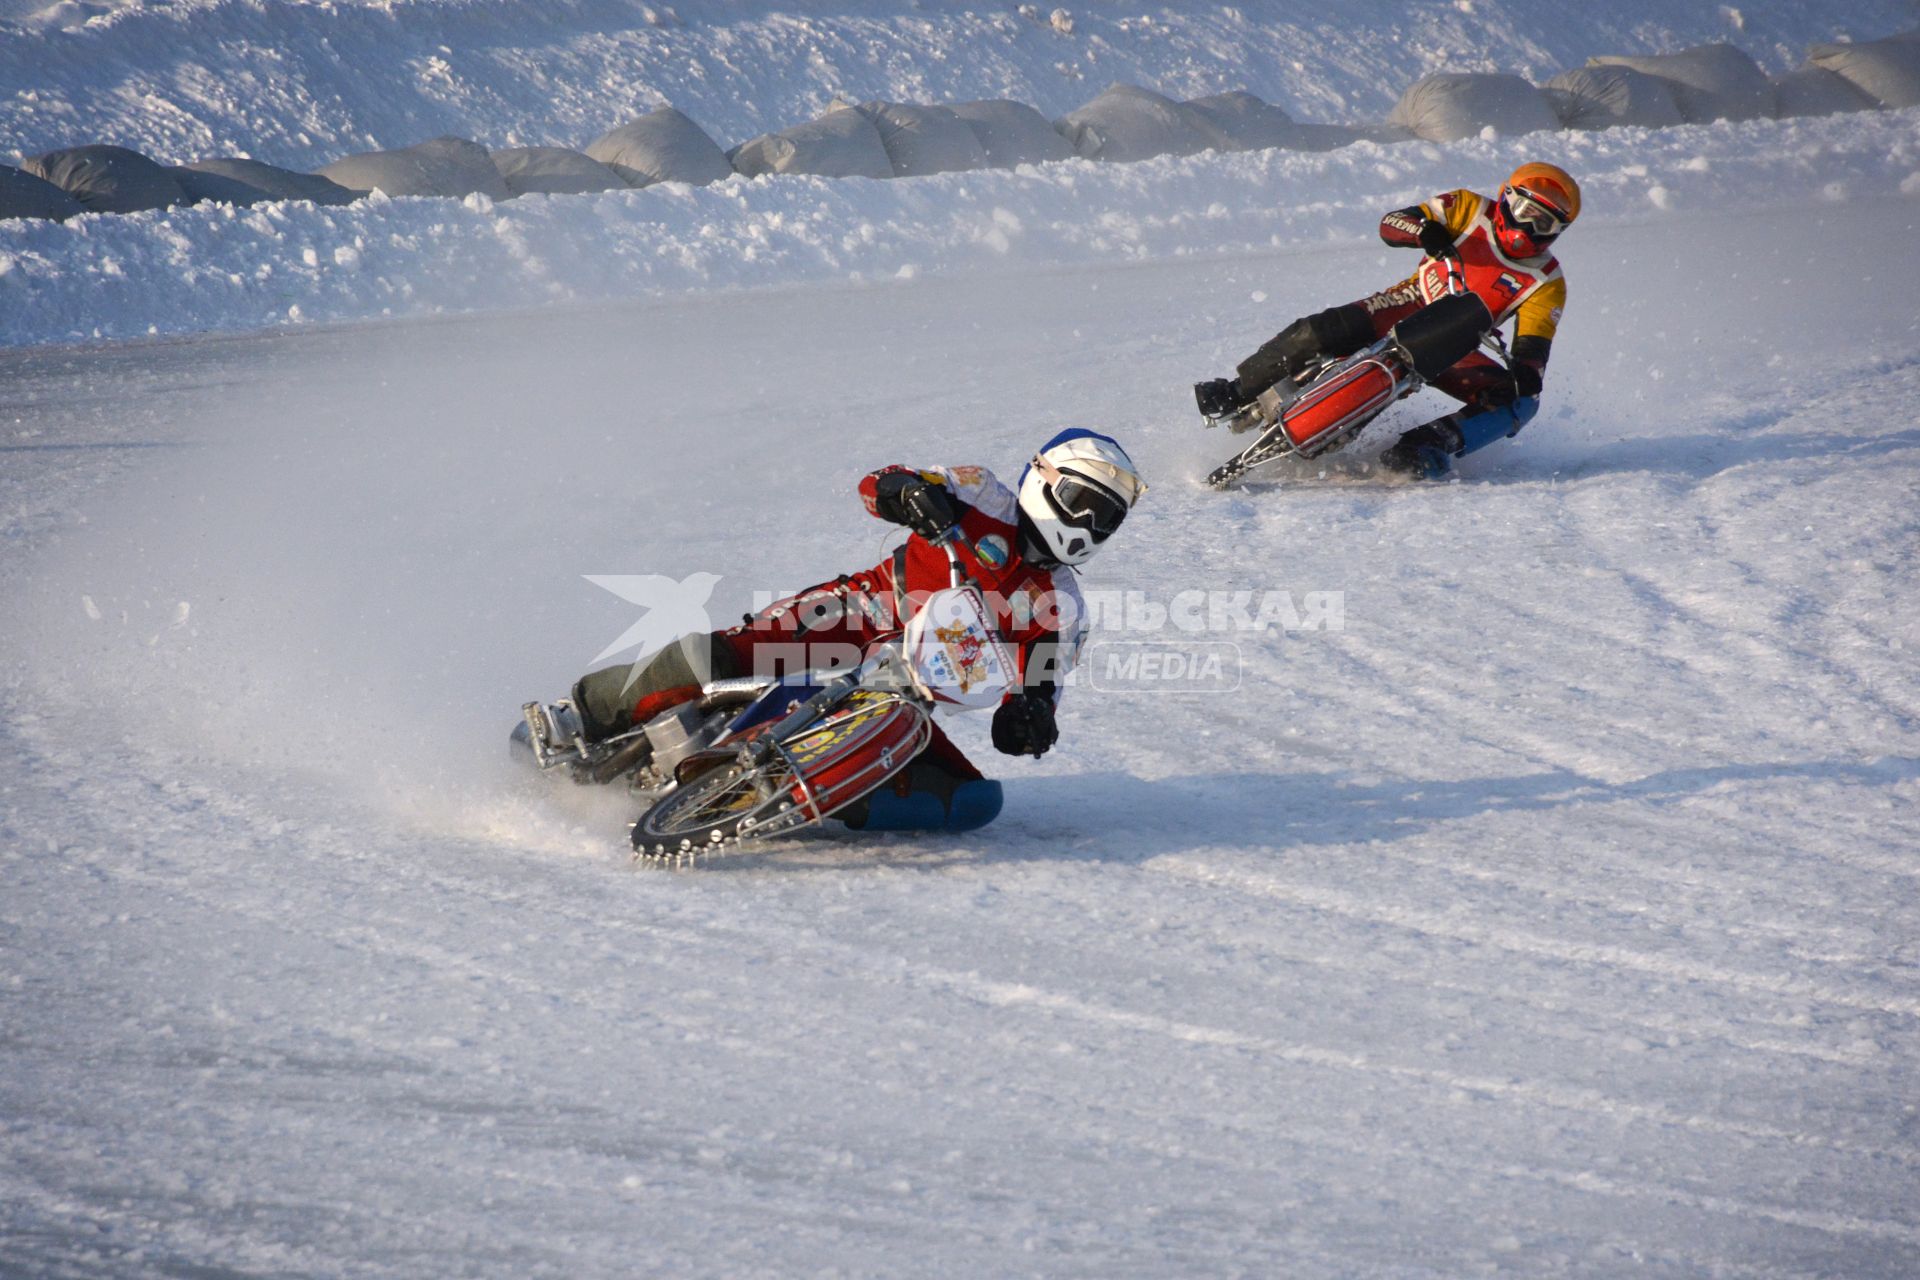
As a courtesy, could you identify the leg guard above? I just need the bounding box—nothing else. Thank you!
[1235,304,1373,398]
[572,633,742,741]
[1453,396,1538,455]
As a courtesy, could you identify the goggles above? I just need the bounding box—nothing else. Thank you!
[1502,185,1571,238]
[1031,454,1139,539]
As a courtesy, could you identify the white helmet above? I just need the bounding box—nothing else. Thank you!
[1016,429,1146,567]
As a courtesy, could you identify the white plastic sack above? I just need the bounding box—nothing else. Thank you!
[1810,34,1920,109]
[853,101,989,177]
[185,158,360,205]
[1589,45,1775,122]
[945,99,1073,167]
[166,166,272,207]
[1770,66,1875,117]
[1055,83,1217,162]
[584,107,733,187]
[491,146,626,196]
[317,136,509,200]
[1544,65,1685,130]
[22,145,185,214]
[728,107,893,180]
[1388,73,1562,142]
[1181,91,1297,151]
[0,164,85,221]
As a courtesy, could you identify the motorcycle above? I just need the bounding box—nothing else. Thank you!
[515,534,1016,868]
[1202,257,1513,489]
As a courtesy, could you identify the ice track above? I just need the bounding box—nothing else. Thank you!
[2,201,1918,1277]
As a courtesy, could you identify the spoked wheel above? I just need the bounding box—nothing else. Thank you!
[629,752,813,867]
[629,691,932,868]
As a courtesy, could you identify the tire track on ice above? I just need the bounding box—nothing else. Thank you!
[1149,855,1920,1019]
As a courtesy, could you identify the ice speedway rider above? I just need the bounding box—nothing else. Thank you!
[523,430,1146,831]
[1194,162,1580,478]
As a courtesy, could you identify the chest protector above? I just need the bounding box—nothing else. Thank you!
[1416,206,1559,328]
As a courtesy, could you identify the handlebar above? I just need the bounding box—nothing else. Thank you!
[929,526,983,588]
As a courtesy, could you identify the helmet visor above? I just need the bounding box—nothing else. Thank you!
[1503,186,1570,238]
[1050,472,1130,539]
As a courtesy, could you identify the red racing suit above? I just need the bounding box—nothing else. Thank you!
[718,463,1086,699]
[1369,188,1567,403]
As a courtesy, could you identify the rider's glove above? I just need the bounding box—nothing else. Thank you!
[898,479,961,544]
[1418,219,1457,259]
[1513,363,1543,399]
[992,692,1058,758]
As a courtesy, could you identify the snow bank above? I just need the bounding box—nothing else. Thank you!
[2,0,1915,172]
[5,108,1918,348]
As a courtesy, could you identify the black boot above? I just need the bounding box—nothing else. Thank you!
[1378,416,1465,478]
[1194,377,1246,418]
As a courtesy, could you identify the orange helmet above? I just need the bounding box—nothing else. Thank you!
[1493,162,1580,257]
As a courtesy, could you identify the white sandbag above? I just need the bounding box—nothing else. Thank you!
[1055,83,1217,162]
[1388,72,1562,142]
[945,99,1073,167]
[185,158,361,205]
[1770,66,1875,117]
[167,166,273,207]
[317,136,509,200]
[853,101,988,177]
[22,145,186,214]
[1181,91,1297,151]
[1589,44,1775,122]
[1543,65,1686,130]
[728,107,893,180]
[491,146,626,196]
[0,163,85,221]
[584,107,733,187]
[1810,34,1920,109]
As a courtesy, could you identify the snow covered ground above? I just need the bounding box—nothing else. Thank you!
[6,0,1920,1274]
[3,186,1919,1274]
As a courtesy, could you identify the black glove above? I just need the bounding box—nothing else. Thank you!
[898,479,960,543]
[1513,362,1543,399]
[1418,219,1456,259]
[991,692,1058,758]
[1478,363,1542,411]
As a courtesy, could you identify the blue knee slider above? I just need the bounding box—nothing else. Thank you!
[1412,396,1538,480]
[1455,395,1538,456]
[841,778,1004,832]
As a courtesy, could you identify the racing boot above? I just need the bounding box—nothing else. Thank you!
[1193,377,1247,419]
[517,698,590,771]
[1378,416,1466,480]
